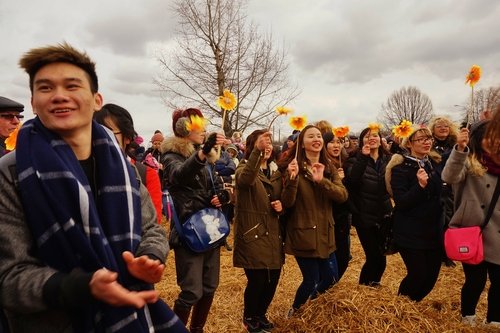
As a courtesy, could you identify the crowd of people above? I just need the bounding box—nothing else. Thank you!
[0,42,499,333]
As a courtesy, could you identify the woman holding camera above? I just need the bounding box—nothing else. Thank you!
[233,130,283,332]
[160,108,226,333]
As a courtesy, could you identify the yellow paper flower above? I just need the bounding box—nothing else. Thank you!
[333,126,350,138]
[216,89,237,111]
[276,106,293,116]
[392,120,413,138]
[186,115,206,133]
[465,65,481,87]
[289,116,307,131]
[5,124,20,151]
[368,122,381,134]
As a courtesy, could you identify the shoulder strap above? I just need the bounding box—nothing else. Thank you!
[135,161,147,186]
[482,177,500,229]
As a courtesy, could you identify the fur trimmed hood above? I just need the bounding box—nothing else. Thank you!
[385,153,404,197]
[159,136,218,163]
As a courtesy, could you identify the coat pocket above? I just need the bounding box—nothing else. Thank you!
[242,222,268,244]
[289,225,317,251]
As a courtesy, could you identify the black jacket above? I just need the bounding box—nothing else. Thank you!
[388,155,443,249]
[344,152,392,228]
[161,137,223,224]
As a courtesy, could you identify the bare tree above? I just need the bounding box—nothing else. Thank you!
[155,0,299,136]
[378,86,434,129]
[460,86,500,123]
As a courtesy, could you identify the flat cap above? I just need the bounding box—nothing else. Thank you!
[0,96,24,113]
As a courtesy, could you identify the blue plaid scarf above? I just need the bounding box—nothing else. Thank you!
[16,118,186,333]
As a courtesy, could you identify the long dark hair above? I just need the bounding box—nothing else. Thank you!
[277,125,334,176]
[358,127,391,157]
[244,129,268,160]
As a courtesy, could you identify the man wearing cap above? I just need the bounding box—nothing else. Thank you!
[0,96,24,157]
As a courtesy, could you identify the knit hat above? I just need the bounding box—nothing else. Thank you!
[135,136,144,145]
[226,144,238,154]
[172,108,204,137]
[0,96,24,113]
[151,132,164,143]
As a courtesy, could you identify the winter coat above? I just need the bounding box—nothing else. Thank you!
[385,154,443,249]
[160,136,222,225]
[442,147,500,265]
[279,163,348,258]
[344,152,393,228]
[214,149,236,183]
[0,152,166,333]
[233,148,284,269]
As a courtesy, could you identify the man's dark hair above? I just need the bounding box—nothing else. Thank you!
[19,42,99,93]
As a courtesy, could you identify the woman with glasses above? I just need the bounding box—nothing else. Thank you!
[386,127,443,301]
[429,116,460,267]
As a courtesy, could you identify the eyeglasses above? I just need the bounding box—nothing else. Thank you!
[0,114,24,121]
[411,136,434,144]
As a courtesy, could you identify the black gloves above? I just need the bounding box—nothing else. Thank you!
[202,133,217,155]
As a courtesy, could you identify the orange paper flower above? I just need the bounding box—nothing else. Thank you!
[392,120,413,138]
[333,126,350,138]
[368,122,381,134]
[465,65,481,87]
[275,106,293,116]
[216,89,237,111]
[289,116,307,131]
[5,124,20,151]
[186,115,206,133]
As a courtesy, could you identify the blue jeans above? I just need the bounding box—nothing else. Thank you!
[293,255,336,309]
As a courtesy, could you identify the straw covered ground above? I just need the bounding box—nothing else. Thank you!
[156,221,496,332]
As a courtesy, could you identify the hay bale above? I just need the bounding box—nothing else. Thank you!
[156,219,493,332]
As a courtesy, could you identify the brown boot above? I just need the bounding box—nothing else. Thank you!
[173,302,191,326]
[189,295,214,333]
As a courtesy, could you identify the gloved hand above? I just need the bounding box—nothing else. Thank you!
[202,133,217,155]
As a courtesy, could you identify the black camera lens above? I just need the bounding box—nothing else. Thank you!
[217,190,230,204]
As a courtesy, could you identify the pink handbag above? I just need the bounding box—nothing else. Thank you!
[444,178,499,265]
[444,226,483,265]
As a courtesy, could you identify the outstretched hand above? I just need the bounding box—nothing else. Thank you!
[122,251,165,284]
[90,268,159,309]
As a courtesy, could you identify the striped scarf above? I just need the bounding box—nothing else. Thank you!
[16,118,185,333]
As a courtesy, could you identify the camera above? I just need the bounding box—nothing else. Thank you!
[217,189,231,205]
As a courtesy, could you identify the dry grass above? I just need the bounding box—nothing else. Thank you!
[156,221,495,332]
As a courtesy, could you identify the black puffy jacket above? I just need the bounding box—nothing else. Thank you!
[344,152,393,228]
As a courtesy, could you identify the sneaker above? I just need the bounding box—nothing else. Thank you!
[243,317,263,333]
[461,315,476,326]
[286,307,296,319]
[224,240,233,251]
[257,316,274,332]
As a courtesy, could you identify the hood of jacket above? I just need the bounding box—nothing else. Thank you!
[385,153,404,197]
[160,136,218,163]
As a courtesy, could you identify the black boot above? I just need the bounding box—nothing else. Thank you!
[189,295,214,333]
[173,302,191,326]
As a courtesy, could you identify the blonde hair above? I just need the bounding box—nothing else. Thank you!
[314,120,333,135]
[428,116,459,142]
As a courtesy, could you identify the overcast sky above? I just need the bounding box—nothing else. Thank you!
[1,0,499,142]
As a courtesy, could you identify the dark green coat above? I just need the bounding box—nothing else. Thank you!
[233,148,284,269]
[280,164,348,258]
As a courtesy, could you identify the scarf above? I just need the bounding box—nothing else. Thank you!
[16,118,185,333]
[483,152,500,176]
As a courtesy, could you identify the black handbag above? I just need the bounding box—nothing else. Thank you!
[379,212,398,255]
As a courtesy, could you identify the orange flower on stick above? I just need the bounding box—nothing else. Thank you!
[333,126,350,138]
[392,120,413,139]
[289,116,307,131]
[5,124,20,151]
[465,65,481,87]
[186,115,206,133]
[216,89,237,111]
[368,122,381,134]
[268,106,293,130]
